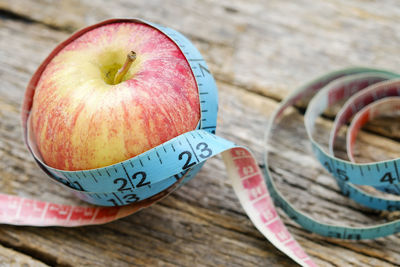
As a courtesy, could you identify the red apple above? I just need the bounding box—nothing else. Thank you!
[28,21,200,171]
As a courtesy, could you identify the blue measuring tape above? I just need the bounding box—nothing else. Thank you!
[16,18,400,266]
[264,68,400,240]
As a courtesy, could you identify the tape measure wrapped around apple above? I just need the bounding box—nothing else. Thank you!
[22,18,219,207]
[2,18,400,267]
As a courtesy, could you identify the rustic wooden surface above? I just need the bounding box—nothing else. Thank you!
[0,0,400,266]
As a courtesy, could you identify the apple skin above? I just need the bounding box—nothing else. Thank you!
[28,21,200,171]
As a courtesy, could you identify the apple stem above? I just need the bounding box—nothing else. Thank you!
[113,51,136,84]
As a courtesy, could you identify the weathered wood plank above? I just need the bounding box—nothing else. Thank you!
[1,0,399,141]
[1,2,400,266]
[0,0,399,100]
[0,243,49,267]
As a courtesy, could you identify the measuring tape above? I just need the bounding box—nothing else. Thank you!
[1,18,400,266]
[263,68,400,242]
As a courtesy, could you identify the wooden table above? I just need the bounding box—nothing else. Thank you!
[1,1,400,266]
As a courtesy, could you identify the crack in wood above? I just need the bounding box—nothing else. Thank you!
[319,238,400,266]
[0,235,70,267]
[0,8,74,33]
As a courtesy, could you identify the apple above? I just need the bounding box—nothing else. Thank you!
[28,20,200,171]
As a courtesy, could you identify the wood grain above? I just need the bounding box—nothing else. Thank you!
[0,0,400,266]
[0,243,49,267]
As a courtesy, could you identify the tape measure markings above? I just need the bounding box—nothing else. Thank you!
[151,21,218,133]
[305,74,400,187]
[223,148,316,266]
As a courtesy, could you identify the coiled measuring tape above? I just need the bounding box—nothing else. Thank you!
[1,18,400,266]
[264,68,400,243]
